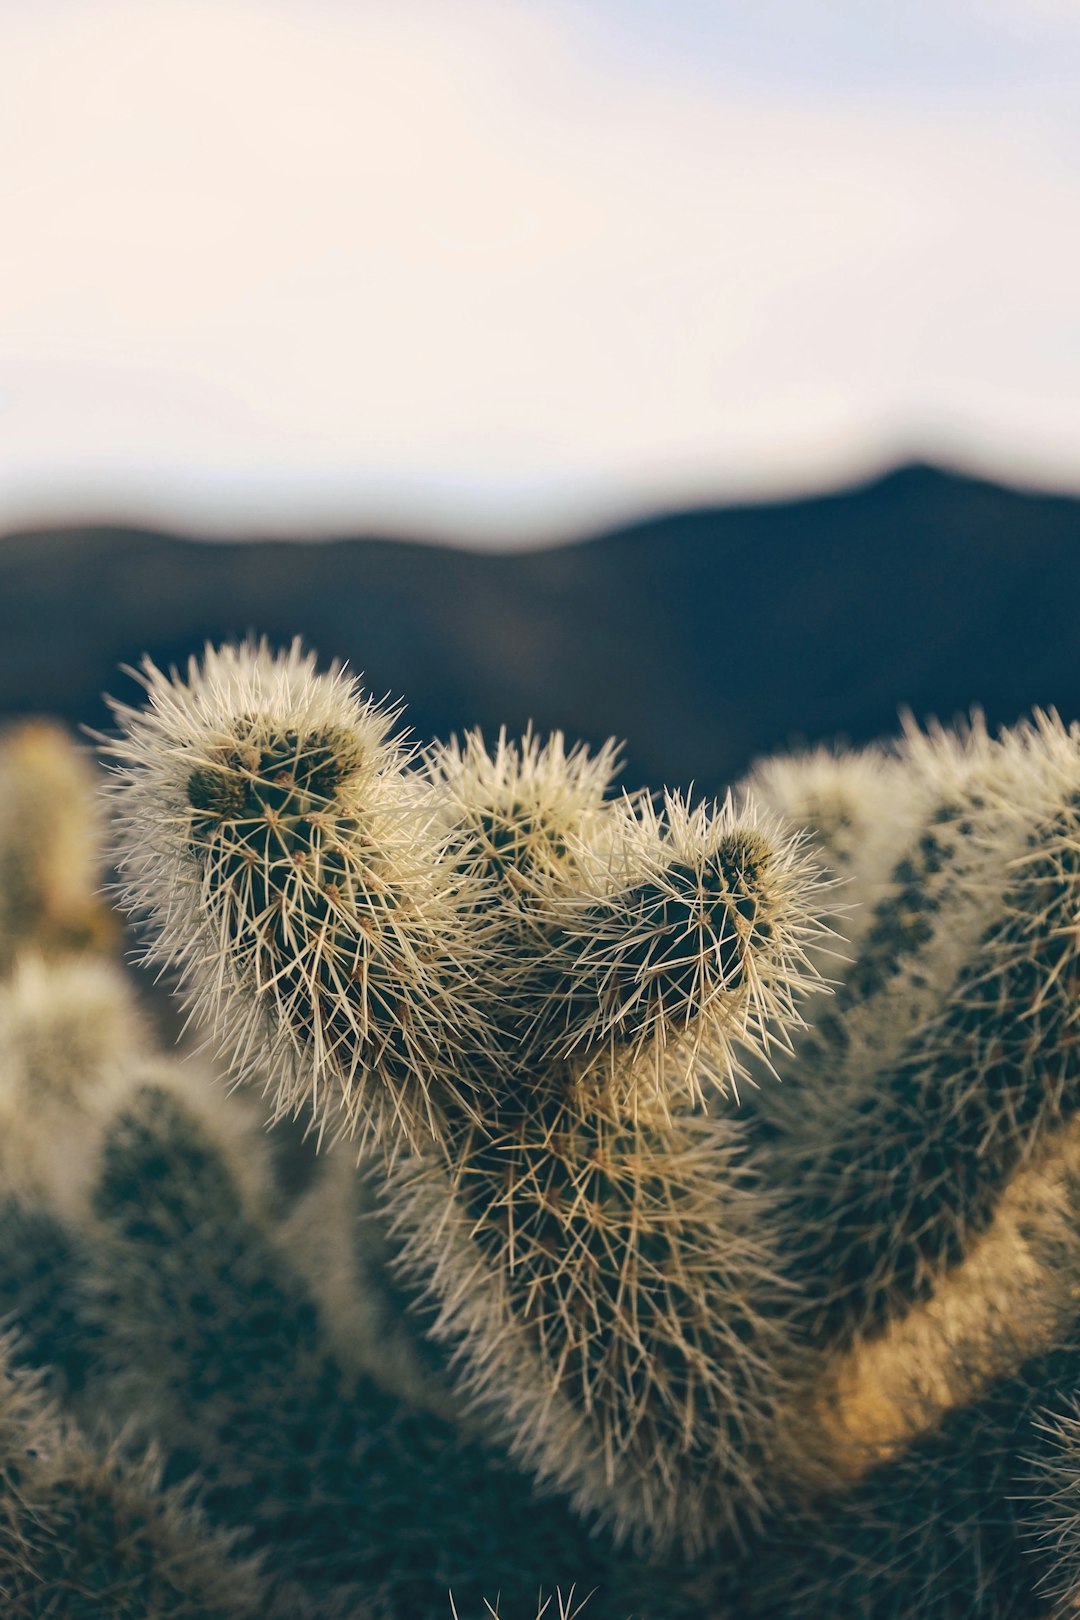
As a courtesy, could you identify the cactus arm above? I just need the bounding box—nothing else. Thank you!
[772,720,1080,1346]
[103,640,497,1157]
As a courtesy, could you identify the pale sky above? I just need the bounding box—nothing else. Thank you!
[2,0,1079,543]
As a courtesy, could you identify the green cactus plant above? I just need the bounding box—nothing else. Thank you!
[724,1122,1080,1620]
[0,952,153,1398]
[103,639,831,1559]
[0,951,683,1613]
[755,712,1080,1355]
[0,953,148,1215]
[5,637,1079,1616]
[81,1078,697,1617]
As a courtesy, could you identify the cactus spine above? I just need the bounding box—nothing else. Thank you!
[105,640,499,1156]
[1024,1397,1080,1614]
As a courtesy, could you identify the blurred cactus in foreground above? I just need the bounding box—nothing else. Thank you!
[0,1334,260,1619]
[8,639,1080,1614]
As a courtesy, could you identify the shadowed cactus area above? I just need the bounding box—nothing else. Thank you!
[0,1334,261,1619]
[84,1082,691,1617]
[9,651,1080,1614]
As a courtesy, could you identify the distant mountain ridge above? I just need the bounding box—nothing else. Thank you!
[4,462,1080,794]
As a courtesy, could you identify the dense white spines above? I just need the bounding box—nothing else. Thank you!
[61,661,1080,1613]
[423,726,628,1053]
[104,640,495,1154]
[106,645,831,1152]
[425,728,831,1110]
[391,1092,798,1555]
[744,740,904,863]
[426,726,622,896]
[100,638,838,1557]
[543,791,831,1110]
[760,709,1080,1366]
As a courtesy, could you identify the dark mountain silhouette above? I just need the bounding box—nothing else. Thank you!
[3,462,1079,795]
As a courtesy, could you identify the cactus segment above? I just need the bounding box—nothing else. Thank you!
[390,1079,801,1556]
[99,638,1080,1605]
[85,1082,693,1617]
[103,640,500,1155]
[0,954,147,1221]
[542,792,831,1111]
[0,720,115,974]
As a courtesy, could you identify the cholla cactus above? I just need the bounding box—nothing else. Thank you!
[733,1269,1080,1620]
[742,738,925,954]
[0,949,281,1420]
[732,1345,1053,1620]
[104,640,502,1155]
[103,638,832,1557]
[0,953,147,1221]
[426,729,825,1112]
[758,712,1080,1355]
[798,1111,1080,1487]
[0,720,114,973]
[0,953,150,1400]
[82,1078,686,1617]
[95,638,1080,1615]
[1025,1398,1080,1614]
[391,1090,798,1553]
[714,1104,1080,1619]
[541,792,826,1110]
[0,1335,260,1619]
[426,725,621,899]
